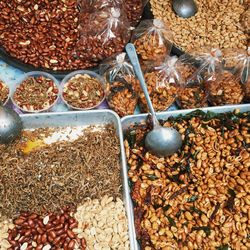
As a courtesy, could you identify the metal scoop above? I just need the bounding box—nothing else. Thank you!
[125,43,182,157]
[0,105,23,144]
[172,0,198,18]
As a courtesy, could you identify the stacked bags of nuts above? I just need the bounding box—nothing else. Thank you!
[75,1,131,63]
[100,52,139,117]
[192,48,244,106]
[131,19,173,68]
[138,56,180,113]
[175,54,208,109]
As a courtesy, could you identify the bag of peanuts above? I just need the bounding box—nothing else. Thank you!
[138,56,179,113]
[99,52,139,117]
[224,47,250,103]
[175,54,209,109]
[196,48,244,106]
[75,7,131,62]
[131,19,173,66]
[78,0,148,26]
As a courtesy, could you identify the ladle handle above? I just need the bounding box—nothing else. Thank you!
[125,43,159,127]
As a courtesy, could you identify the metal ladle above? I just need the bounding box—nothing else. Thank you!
[172,0,198,18]
[125,43,182,157]
[0,105,23,144]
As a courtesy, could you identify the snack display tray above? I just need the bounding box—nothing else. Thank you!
[19,109,137,250]
[121,103,250,249]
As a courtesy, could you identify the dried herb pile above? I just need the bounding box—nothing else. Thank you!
[0,125,121,219]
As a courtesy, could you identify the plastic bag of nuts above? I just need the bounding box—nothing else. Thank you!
[100,53,139,117]
[195,48,244,105]
[123,0,149,27]
[138,56,179,113]
[131,19,173,66]
[176,55,209,109]
[78,0,148,26]
[76,7,131,63]
[204,70,244,106]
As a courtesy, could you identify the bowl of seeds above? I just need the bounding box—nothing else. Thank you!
[11,71,59,113]
[0,80,10,105]
[61,70,106,110]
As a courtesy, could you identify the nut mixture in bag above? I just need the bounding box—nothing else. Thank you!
[205,71,244,106]
[223,47,250,102]
[78,0,147,26]
[132,19,173,65]
[191,48,243,106]
[106,79,138,117]
[124,0,148,26]
[176,54,208,109]
[139,56,179,113]
[76,7,131,62]
[100,53,139,117]
[177,75,208,110]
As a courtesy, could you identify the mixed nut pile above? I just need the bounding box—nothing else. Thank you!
[0,80,9,105]
[125,109,250,249]
[12,76,59,112]
[0,125,130,249]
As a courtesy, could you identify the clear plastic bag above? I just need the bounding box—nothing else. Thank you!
[123,0,148,26]
[100,53,139,117]
[78,0,148,26]
[204,70,244,106]
[76,7,131,62]
[224,47,250,102]
[131,19,173,65]
[138,56,179,113]
[194,48,244,106]
[176,55,208,109]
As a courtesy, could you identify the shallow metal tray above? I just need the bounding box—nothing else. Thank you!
[20,109,137,250]
[121,104,250,249]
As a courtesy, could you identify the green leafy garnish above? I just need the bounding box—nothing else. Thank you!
[192,226,211,236]
[187,195,198,202]
[166,216,176,227]
[216,245,229,250]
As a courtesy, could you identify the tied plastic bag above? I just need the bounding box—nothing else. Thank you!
[78,0,148,26]
[131,19,173,65]
[138,56,179,113]
[100,53,139,117]
[176,55,208,109]
[196,48,244,106]
[76,7,131,62]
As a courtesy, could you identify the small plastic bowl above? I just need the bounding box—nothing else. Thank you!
[61,70,106,111]
[11,71,60,113]
[0,79,10,106]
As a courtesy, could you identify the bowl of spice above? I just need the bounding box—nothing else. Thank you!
[11,71,60,113]
[61,70,106,110]
[0,80,10,105]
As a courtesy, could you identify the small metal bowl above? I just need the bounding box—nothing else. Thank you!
[11,71,60,113]
[61,70,106,111]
